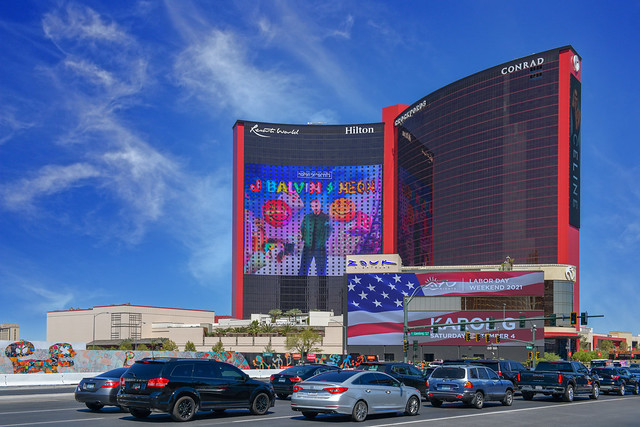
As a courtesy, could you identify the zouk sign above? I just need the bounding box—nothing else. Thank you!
[346,254,402,273]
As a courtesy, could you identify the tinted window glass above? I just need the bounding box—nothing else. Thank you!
[477,368,490,379]
[408,366,423,376]
[432,367,465,379]
[354,373,378,386]
[360,364,383,372]
[393,366,409,375]
[219,364,245,380]
[469,368,479,379]
[193,363,219,379]
[376,373,400,387]
[127,362,165,378]
[171,364,194,378]
[311,371,359,382]
[98,367,128,378]
[487,369,500,380]
[281,366,316,376]
[512,362,526,371]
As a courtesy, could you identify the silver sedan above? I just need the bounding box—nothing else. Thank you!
[290,369,421,422]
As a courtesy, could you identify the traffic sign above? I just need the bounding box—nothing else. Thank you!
[410,331,431,336]
[526,345,534,349]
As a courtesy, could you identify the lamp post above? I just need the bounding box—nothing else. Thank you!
[92,311,110,350]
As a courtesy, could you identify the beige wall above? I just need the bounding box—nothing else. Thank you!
[0,323,19,341]
[47,305,215,344]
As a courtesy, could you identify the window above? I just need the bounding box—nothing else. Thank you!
[354,373,378,386]
[487,369,500,380]
[469,368,479,379]
[477,368,490,379]
[218,364,245,380]
[171,364,193,378]
[193,363,218,379]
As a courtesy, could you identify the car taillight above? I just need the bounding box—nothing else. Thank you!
[425,380,429,388]
[290,376,303,383]
[558,374,563,384]
[101,380,119,388]
[270,375,275,381]
[147,377,170,387]
[120,377,125,387]
[293,385,302,392]
[498,371,503,377]
[323,387,349,394]
[464,381,473,389]
[517,372,521,382]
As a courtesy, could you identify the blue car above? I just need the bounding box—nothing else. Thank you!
[427,364,514,409]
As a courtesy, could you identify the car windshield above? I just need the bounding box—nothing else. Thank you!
[127,361,165,377]
[431,367,465,379]
[535,362,573,372]
[281,366,316,375]
[592,368,614,374]
[307,371,357,382]
[97,367,128,378]
[360,364,383,371]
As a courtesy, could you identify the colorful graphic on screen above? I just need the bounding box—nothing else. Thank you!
[347,271,544,346]
[244,164,383,276]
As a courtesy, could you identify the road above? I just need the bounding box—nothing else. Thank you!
[0,387,638,426]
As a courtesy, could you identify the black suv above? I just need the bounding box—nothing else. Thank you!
[270,364,341,399]
[117,358,275,421]
[591,367,640,396]
[358,362,429,398]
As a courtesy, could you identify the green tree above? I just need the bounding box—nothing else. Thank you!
[268,309,282,324]
[572,350,598,364]
[599,339,614,352]
[538,352,561,361]
[247,320,261,336]
[259,323,276,334]
[184,341,196,351]
[137,344,149,351]
[279,324,297,335]
[264,340,275,354]
[211,341,225,352]
[619,341,628,351]
[285,328,322,354]
[119,339,133,350]
[161,339,178,351]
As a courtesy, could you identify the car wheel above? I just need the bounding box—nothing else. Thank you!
[249,392,270,415]
[129,408,151,418]
[429,398,443,407]
[563,385,574,402]
[501,389,513,406]
[404,395,420,416]
[302,411,318,419]
[85,402,104,412]
[472,391,484,409]
[618,383,625,396]
[522,391,534,401]
[171,395,197,422]
[633,384,639,395]
[277,393,289,400]
[590,384,600,400]
[352,400,368,422]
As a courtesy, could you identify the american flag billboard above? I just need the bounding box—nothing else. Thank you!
[347,271,544,346]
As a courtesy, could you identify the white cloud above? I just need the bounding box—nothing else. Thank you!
[0,163,100,211]
[42,3,130,45]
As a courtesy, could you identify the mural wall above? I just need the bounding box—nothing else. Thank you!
[2,340,376,374]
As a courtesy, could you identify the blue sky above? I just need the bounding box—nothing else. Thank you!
[1,1,638,341]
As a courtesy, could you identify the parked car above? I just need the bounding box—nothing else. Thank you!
[359,362,429,398]
[518,360,599,402]
[75,367,129,411]
[467,360,528,390]
[591,367,640,395]
[117,358,275,421]
[426,364,514,409]
[270,364,341,399]
[628,368,640,381]
[290,369,421,422]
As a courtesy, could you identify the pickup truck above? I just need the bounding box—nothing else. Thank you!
[518,360,599,402]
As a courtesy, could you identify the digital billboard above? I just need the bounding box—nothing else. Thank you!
[347,271,544,346]
[243,163,383,276]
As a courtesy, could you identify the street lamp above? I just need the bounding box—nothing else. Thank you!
[92,311,110,350]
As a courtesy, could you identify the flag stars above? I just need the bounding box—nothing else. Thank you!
[348,283,355,292]
[394,299,403,307]
[389,284,396,290]
[367,284,376,292]
[374,275,383,282]
[352,276,361,284]
[406,282,415,290]
[401,291,408,296]
[381,291,389,299]
[358,291,368,300]
[393,274,402,283]
[373,300,382,307]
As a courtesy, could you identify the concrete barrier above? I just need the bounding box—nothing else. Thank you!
[1,369,283,387]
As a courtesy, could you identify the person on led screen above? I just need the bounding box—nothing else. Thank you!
[298,198,332,276]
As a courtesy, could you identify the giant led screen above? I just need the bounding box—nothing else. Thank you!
[347,271,544,346]
[244,163,383,276]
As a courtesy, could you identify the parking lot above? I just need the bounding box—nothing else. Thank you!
[0,386,638,426]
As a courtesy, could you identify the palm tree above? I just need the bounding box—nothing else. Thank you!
[268,309,282,324]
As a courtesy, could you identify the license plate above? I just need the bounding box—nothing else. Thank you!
[279,378,286,382]
[535,386,543,390]
[133,383,141,390]
[85,383,95,390]
[440,385,451,390]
